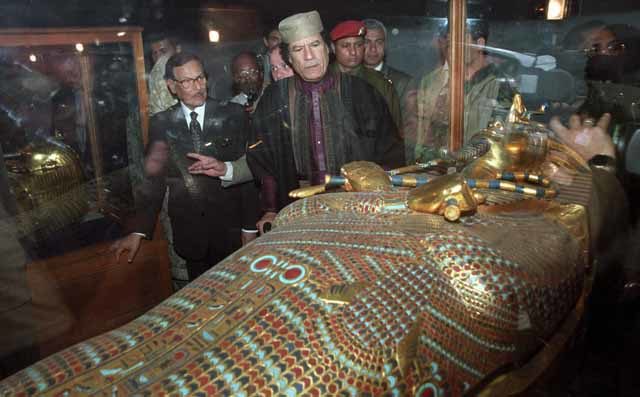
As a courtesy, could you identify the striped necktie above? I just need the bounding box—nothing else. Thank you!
[189,111,202,153]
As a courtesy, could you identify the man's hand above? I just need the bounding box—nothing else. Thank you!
[549,113,615,161]
[110,233,143,263]
[187,153,227,177]
[257,211,277,235]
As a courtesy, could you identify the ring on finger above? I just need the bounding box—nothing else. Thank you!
[583,118,595,127]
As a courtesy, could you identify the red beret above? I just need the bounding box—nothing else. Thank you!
[330,20,366,42]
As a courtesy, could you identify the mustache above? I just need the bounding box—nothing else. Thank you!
[304,60,321,68]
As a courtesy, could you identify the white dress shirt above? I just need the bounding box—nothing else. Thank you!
[180,101,255,234]
[134,100,256,238]
[180,101,234,181]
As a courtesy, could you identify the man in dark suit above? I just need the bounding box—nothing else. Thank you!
[112,53,258,281]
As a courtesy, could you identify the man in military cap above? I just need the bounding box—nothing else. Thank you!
[330,20,403,136]
[247,10,403,232]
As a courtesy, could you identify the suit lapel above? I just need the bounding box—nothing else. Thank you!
[167,104,190,144]
[203,99,218,134]
[202,99,221,156]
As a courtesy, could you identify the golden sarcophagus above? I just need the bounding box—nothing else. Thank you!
[6,139,88,239]
[0,105,623,396]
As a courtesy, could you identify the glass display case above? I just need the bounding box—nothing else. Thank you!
[0,26,170,376]
[0,0,638,389]
[384,0,640,219]
[0,27,149,257]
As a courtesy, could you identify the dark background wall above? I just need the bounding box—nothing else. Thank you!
[2,0,639,99]
[3,1,640,32]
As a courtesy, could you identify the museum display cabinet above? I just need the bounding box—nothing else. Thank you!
[0,0,639,394]
[0,26,171,370]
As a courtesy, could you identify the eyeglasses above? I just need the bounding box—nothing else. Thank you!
[235,69,261,79]
[582,41,626,56]
[271,63,290,73]
[173,74,206,89]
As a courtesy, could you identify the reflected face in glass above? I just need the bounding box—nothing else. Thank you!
[167,60,207,109]
[51,57,82,87]
[364,28,386,67]
[464,35,485,66]
[269,47,293,81]
[150,39,176,65]
[334,36,365,71]
[264,29,282,50]
[232,55,263,95]
[288,34,330,82]
[439,33,485,68]
[583,28,622,56]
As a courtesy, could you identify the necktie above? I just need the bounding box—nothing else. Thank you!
[189,111,202,153]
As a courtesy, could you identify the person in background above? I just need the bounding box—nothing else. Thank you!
[147,33,181,116]
[330,20,403,137]
[259,25,283,85]
[149,34,179,66]
[563,22,640,225]
[414,20,515,163]
[362,18,414,110]
[144,33,186,288]
[111,53,258,281]
[49,55,88,160]
[246,10,403,233]
[269,45,294,81]
[230,51,265,113]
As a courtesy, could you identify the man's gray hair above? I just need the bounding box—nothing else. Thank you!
[362,18,387,39]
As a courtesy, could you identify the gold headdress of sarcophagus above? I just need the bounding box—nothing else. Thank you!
[5,138,88,238]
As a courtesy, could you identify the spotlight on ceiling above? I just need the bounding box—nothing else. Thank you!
[209,30,220,43]
[546,0,567,20]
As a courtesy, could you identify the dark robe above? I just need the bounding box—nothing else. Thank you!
[247,70,404,211]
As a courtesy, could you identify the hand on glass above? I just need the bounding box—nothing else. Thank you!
[549,113,615,161]
[187,153,227,177]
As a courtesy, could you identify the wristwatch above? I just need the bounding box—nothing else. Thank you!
[588,154,617,174]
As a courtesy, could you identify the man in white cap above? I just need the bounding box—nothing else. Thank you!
[247,10,403,232]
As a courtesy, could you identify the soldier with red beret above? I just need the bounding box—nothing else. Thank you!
[329,20,403,138]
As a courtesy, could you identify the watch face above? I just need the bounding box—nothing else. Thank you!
[591,154,615,166]
[589,155,617,173]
